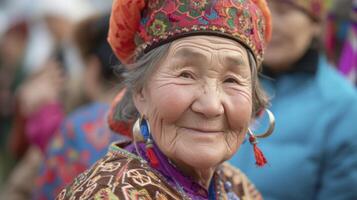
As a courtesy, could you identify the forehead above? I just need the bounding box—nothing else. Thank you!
[167,35,248,62]
[171,35,246,52]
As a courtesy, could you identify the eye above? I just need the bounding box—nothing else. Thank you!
[179,71,195,79]
[224,77,239,84]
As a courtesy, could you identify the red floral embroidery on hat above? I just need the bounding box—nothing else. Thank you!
[109,0,272,65]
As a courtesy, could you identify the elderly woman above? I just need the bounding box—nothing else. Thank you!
[57,0,274,199]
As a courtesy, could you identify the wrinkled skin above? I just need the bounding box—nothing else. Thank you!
[134,36,253,188]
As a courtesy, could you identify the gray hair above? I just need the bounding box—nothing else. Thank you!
[114,42,268,122]
[114,44,170,121]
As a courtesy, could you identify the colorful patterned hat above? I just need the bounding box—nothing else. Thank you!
[108,0,272,66]
[284,0,328,21]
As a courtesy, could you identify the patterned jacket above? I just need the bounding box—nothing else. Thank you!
[57,141,262,200]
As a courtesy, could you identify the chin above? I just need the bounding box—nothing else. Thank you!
[176,144,229,169]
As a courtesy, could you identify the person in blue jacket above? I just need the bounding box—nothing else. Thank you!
[230,0,357,199]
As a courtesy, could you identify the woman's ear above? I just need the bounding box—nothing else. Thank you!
[132,87,148,116]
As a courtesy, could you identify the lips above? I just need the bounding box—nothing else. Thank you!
[179,127,224,134]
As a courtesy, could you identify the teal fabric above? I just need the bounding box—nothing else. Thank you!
[230,56,357,200]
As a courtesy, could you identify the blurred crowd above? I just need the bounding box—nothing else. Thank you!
[0,0,122,198]
[0,0,356,199]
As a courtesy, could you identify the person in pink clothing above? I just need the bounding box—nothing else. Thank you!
[32,14,130,200]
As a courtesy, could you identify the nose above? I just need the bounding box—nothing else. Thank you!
[191,83,224,118]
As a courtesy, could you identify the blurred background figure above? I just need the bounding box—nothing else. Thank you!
[325,0,353,63]
[7,0,95,159]
[0,0,119,199]
[230,0,357,200]
[0,4,94,196]
[325,0,357,85]
[337,0,357,85]
[0,3,29,188]
[32,14,129,200]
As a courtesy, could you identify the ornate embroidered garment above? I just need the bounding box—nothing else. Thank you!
[57,141,261,200]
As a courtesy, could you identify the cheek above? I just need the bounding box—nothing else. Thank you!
[225,90,252,131]
[148,84,195,123]
[146,84,196,153]
[222,91,252,157]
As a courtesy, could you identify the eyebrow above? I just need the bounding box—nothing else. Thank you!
[173,47,208,61]
[223,54,246,67]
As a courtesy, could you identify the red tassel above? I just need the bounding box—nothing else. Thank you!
[249,136,267,167]
[146,147,159,168]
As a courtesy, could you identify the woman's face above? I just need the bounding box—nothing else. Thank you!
[134,36,252,169]
[264,0,320,71]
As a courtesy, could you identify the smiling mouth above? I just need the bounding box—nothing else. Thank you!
[180,127,224,134]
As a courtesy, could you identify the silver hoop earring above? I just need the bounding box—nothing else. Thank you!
[250,108,275,139]
[132,115,159,167]
[248,108,275,167]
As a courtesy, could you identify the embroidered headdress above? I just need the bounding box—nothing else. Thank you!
[108,0,272,65]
